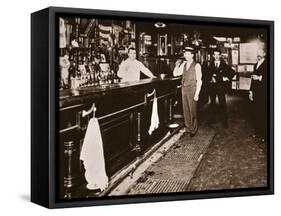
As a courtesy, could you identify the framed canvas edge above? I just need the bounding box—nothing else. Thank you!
[43,6,274,209]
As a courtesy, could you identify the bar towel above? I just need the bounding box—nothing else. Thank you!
[148,96,159,135]
[80,118,108,191]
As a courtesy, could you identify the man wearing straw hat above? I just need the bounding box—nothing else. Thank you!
[173,47,202,137]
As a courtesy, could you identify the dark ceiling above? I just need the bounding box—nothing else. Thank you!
[134,21,267,43]
[68,17,267,44]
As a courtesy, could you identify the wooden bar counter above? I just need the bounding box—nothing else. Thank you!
[59,77,181,198]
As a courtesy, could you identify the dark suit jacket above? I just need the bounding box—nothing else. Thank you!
[199,61,212,105]
[250,59,267,100]
[208,60,235,88]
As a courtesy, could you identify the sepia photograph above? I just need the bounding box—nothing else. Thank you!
[57,12,272,202]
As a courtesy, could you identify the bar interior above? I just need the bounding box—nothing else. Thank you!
[59,16,267,199]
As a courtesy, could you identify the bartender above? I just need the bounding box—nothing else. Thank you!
[117,47,156,82]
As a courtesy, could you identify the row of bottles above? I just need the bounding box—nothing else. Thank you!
[60,60,121,90]
[70,68,120,89]
[59,16,137,90]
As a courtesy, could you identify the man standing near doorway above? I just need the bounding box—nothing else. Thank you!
[173,47,202,137]
[249,48,267,142]
[208,49,235,128]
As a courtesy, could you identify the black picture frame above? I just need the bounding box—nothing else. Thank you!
[31,6,274,208]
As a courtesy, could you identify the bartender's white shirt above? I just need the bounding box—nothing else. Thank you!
[117,59,153,82]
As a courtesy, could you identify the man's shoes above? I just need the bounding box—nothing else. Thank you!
[183,129,190,135]
[180,131,189,139]
[190,133,196,137]
[223,122,229,128]
[207,119,215,125]
[259,136,266,143]
[251,133,266,143]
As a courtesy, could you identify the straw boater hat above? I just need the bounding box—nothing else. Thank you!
[184,46,195,53]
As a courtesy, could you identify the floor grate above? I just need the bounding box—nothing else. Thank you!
[129,179,190,194]
[127,128,216,195]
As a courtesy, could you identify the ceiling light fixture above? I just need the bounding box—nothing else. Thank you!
[154,22,166,28]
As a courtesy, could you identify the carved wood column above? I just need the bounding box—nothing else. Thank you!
[64,140,75,199]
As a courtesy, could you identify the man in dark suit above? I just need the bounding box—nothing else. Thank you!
[208,49,235,128]
[199,54,211,110]
[249,48,267,142]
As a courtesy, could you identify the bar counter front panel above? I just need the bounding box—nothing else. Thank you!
[59,77,181,199]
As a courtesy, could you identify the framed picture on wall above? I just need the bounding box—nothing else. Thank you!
[31,6,274,208]
[239,42,260,64]
[158,34,168,56]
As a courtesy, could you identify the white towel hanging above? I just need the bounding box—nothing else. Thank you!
[80,117,108,191]
[148,96,159,135]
